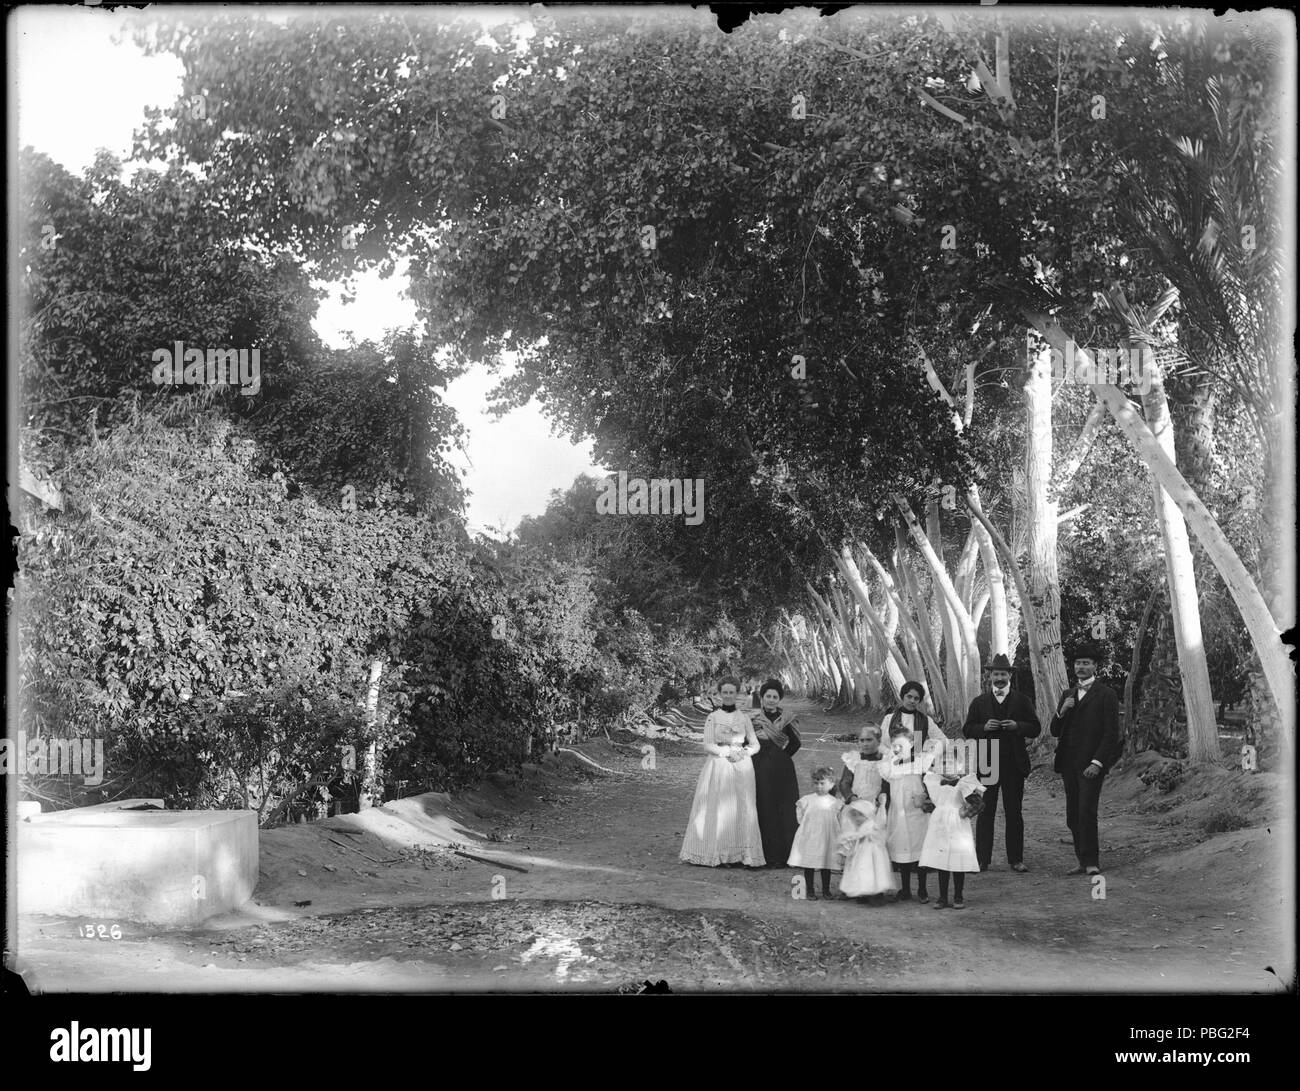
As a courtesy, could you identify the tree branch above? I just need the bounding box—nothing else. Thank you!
[1052,397,1107,494]
[918,87,968,125]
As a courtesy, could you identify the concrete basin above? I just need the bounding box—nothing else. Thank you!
[18,800,258,928]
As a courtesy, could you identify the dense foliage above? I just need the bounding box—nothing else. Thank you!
[16,7,1286,821]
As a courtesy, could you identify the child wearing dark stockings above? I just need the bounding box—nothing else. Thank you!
[878,723,935,902]
[787,767,842,900]
[919,744,984,909]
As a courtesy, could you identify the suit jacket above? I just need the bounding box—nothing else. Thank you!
[1050,680,1122,774]
[961,689,1041,778]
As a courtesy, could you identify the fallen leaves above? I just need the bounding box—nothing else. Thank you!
[163,899,893,987]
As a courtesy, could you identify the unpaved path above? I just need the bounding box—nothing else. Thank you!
[15,700,1292,992]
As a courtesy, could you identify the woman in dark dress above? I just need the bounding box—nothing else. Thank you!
[749,678,802,868]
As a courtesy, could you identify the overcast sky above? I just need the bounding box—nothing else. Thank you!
[13,5,608,536]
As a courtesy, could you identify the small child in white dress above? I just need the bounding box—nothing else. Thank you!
[836,796,896,903]
[879,725,937,902]
[919,743,985,909]
[788,767,842,900]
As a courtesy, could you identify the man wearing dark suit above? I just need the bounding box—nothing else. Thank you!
[1050,643,1123,876]
[962,653,1040,872]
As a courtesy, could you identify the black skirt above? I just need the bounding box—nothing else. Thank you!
[751,736,799,867]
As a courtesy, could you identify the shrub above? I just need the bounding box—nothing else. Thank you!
[113,680,366,825]
[1138,760,1185,793]
[1201,805,1251,836]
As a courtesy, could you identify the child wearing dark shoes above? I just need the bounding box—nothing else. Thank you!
[836,795,896,903]
[920,744,985,908]
[788,767,843,900]
[878,723,935,902]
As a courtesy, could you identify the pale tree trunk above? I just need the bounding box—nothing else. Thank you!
[835,545,908,702]
[953,528,982,683]
[967,496,1056,731]
[836,590,872,708]
[790,644,811,696]
[810,585,866,706]
[1131,338,1219,763]
[812,621,842,698]
[954,526,980,612]
[806,627,831,697]
[860,543,936,700]
[798,616,829,698]
[869,547,929,692]
[1053,399,1107,496]
[898,623,928,699]
[913,350,1007,690]
[1023,338,1071,716]
[1004,576,1023,665]
[968,489,1009,656]
[1026,312,1293,753]
[888,534,951,714]
[830,580,877,707]
[956,527,986,689]
[928,500,967,713]
[915,31,1290,756]
[785,611,816,696]
[895,496,981,721]
[780,615,809,695]
[878,563,906,705]
[359,656,385,809]
[811,608,843,698]
[815,641,834,697]
[1124,581,1163,757]
[1249,405,1296,764]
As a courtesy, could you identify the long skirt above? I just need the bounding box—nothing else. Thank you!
[840,837,898,897]
[680,755,765,866]
[752,744,799,867]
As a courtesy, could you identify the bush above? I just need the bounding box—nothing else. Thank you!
[113,681,366,825]
[1201,804,1251,836]
[1139,760,1185,793]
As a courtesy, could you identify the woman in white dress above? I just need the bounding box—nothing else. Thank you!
[680,678,765,867]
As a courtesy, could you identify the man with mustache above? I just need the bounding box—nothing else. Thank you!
[962,653,1040,872]
[1050,642,1123,876]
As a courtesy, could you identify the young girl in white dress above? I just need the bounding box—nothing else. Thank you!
[836,795,895,903]
[920,742,985,909]
[787,767,842,900]
[879,722,938,901]
[680,678,765,867]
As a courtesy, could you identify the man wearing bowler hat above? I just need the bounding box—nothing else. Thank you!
[962,653,1040,872]
[1050,642,1123,876]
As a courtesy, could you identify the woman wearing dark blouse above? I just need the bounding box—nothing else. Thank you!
[749,678,802,868]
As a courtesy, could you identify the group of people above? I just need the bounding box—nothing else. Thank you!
[678,644,1124,903]
[677,678,803,871]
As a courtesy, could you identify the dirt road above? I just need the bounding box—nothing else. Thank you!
[14,700,1292,992]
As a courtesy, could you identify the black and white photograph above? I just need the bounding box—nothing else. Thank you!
[6,0,1296,1032]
